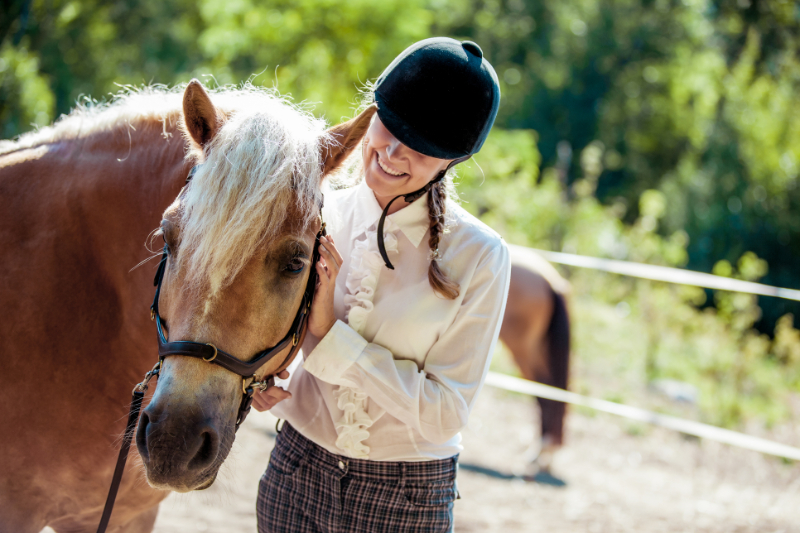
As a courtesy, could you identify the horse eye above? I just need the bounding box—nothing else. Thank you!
[285,256,305,274]
[161,235,173,256]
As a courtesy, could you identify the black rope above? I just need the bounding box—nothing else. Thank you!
[96,389,146,533]
[377,188,428,270]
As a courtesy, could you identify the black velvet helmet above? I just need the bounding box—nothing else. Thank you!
[374,37,500,160]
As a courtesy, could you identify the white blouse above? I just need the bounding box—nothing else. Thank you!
[271,179,510,461]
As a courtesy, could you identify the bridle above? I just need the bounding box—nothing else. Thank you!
[151,215,324,429]
[96,164,325,532]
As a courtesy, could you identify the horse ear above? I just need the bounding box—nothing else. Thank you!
[320,104,377,177]
[183,79,220,147]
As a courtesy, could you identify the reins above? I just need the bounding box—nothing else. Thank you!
[96,165,325,533]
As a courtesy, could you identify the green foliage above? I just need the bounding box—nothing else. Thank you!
[194,0,435,120]
[0,43,54,138]
[445,0,800,327]
[472,131,800,429]
[2,0,798,429]
[0,0,434,128]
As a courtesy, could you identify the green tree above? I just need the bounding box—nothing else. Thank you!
[444,0,800,328]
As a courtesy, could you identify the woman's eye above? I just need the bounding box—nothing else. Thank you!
[286,256,305,274]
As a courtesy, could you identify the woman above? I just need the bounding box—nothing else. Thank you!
[253,37,510,533]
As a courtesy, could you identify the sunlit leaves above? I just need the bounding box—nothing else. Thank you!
[0,43,54,138]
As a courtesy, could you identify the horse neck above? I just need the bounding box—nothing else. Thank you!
[66,121,190,258]
[0,119,190,374]
[67,122,192,319]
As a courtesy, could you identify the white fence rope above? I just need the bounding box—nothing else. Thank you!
[496,246,800,459]
[519,246,800,302]
[485,372,800,461]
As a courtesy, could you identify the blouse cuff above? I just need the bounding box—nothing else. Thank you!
[303,319,367,385]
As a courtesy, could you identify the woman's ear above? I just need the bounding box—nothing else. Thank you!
[319,104,377,178]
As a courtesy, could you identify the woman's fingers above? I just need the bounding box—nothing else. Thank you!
[324,235,344,266]
[319,236,342,271]
[316,260,331,285]
[307,234,340,339]
[327,236,344,267]
[277,369,290,380]
[252,386,292,412]
[331,239,344,268]
[319,245,340,276]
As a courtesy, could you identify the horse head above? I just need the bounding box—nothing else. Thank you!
[135,80,375,492]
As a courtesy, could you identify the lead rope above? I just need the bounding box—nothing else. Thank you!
[96,360,161,533]
[376,157,467,269]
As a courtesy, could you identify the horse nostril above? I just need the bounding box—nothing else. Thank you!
[187,429,219,472]
[135,412,151,462]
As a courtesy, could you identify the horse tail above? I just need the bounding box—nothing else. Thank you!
[537,287,570,447]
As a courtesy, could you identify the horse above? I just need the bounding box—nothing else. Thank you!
[0,80,375,533]
[0,76,569,532]
[501,244,571,473]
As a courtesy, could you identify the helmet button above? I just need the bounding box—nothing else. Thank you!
[462,41,483,59]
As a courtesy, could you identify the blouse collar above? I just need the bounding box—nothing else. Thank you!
[352,180,430,248]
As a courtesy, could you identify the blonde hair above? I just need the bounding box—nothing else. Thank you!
[427,180,460,299]
[0,86,185,156]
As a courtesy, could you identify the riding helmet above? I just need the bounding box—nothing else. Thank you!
[374,37,501,160]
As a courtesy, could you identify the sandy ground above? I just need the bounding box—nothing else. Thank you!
[145,386,800,533]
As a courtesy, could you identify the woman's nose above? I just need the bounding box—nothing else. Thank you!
[385,136,403,160]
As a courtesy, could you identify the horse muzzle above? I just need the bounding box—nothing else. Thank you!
[135,393,231,492]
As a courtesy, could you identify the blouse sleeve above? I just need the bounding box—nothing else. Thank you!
[302,240,511,445]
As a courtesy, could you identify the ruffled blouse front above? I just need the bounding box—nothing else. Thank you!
[270,178,511,463]
[333,219,399,458]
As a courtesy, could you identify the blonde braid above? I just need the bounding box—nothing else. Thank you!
[427,180,460,299]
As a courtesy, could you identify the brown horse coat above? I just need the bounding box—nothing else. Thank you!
[0,96,188,532]
[501,244,571,466]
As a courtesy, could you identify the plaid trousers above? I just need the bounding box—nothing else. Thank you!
[257,422,458,533]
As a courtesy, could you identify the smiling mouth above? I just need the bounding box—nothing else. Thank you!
[377,154,407,177]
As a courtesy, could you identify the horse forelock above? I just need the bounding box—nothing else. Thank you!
[177,91,327,298]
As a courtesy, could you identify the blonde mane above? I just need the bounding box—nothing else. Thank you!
[1,84,328,297]
[0,86,189,156]
[179,89,327,295]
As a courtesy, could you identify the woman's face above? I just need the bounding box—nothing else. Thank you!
[362,115,452,209]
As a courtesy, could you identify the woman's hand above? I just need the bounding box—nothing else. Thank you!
[308,235,343,338]
[252,370,292,412]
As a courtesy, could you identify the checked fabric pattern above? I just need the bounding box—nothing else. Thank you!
[257,422,458,533]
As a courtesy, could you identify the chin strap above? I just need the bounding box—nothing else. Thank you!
[376,157,468,270]
[377,178,437,270]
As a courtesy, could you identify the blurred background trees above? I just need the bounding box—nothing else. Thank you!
[2,0,798,428]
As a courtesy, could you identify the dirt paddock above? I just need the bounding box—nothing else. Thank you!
[39,386,798,532]
[134,386,800,533]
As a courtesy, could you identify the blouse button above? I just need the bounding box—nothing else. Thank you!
[338,460,346,471]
